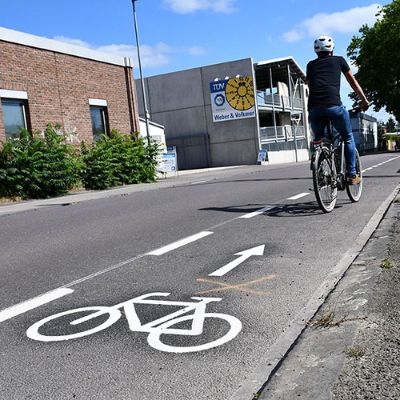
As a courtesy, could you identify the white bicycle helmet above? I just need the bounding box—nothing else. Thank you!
[314,35,335,53]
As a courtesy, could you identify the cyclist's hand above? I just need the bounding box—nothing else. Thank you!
[360,99,370,112]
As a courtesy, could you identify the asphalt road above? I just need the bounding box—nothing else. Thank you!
[0,153,399,400]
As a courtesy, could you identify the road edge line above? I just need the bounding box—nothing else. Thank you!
[229,184,400,400]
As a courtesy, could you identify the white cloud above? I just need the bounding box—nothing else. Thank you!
[98,43,172,68]
[53,36,92,48]
[188,46,205,56]
[282,30,304,43]
[53,36,204,69]
[163,0,237,14]
[283,4,382,43]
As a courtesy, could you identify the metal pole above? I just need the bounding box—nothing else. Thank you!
[287,64,298,162]
[132,0,151,145]
[269,67,278,140]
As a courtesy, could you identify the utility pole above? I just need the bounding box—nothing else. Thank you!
[131,0,151,145]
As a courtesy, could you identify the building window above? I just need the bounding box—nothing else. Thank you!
[90,106,109,141]
[1,98,29,140]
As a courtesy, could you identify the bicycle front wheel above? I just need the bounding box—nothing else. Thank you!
[312,148,337,213]
[346,149,363,202]
[147,313,242,353]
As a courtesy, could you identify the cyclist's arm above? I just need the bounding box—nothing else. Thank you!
[343,70,369,111]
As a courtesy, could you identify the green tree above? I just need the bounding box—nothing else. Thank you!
[386,117,396,132]
[347,0,400,120]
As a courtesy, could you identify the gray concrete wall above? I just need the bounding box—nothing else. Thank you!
[135,58,259,169]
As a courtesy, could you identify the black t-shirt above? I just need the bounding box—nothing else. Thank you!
[306,55,350,109]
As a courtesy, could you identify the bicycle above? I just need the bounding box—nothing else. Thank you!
[26,292,242,353]
[311,114,363,213]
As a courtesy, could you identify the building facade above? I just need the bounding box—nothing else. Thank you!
[135,57,309,170]
[349,111,378,153]
[0,27,140,143]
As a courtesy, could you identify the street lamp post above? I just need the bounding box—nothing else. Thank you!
[131,0,151,146]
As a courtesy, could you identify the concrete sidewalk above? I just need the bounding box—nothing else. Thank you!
[258,193,400,399]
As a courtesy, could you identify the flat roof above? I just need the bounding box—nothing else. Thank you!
[254,56,306,90]
[0,26,132,67]
[139,117,165,129]
[255,56,306,76]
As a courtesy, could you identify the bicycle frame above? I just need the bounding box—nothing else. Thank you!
[71,292,222,336]
[312,124,346,191]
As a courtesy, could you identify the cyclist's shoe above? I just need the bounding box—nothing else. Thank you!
[347,175,361,185]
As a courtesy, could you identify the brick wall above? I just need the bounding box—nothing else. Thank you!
[0,40,139,142]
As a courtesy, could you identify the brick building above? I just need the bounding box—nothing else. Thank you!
[0,27,139,143]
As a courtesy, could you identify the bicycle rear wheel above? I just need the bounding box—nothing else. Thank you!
[147,313,242,353]
[312,148,337,213]
[26,306,121,342]
[346,149,363,202]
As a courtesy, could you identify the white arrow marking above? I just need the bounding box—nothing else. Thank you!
[209,245,265,277]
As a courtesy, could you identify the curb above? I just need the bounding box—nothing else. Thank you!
[229,183,400,400]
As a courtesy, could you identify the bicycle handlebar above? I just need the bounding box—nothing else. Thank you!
[349,101,373,113]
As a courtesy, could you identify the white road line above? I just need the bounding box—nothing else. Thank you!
[287,192,310,200]
[0,288,74,323]
[239,207,273,219]
[147,231,214,256]
[190,181,207,185]
[362,156,400,173]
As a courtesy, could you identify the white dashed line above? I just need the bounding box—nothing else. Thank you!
[0,288,74,323]
[191,181,207,185]
[239,207,273,219]
[362,156,400,173]
[147,231,214,256]
[287,193,310,200]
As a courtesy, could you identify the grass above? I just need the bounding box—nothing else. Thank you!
[313,311,336,328]
[345,346,366,358]
[380,258,394,269]
[312,310,350,328]
[312,310,367,328]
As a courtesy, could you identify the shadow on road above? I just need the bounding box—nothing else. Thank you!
[263,201,344,217]
[194,177,311,185]
[200,197,360,217]
[199,204,272,214]
[200,201,348,217]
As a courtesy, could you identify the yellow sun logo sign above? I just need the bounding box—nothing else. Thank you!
[225,77,255,111]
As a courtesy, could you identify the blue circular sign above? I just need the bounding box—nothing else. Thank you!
[214,94,225,107]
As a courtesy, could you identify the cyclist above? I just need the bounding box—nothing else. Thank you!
[306,35,369,185]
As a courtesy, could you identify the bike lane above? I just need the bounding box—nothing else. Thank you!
[0,155,399,400]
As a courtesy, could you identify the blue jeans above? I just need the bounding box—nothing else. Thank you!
[309,106,357,176]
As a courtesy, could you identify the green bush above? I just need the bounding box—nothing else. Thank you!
[80,130,159,190]
[0,124,82,199]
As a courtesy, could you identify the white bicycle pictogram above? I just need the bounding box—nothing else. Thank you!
[26,292,242,353]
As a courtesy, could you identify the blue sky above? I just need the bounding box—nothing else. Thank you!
[1,0,393,121]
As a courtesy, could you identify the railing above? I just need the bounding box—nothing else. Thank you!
[257,91,303,110]
[260,125,306,143]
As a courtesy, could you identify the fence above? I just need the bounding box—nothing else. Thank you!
[260,125,306,143]
[256,91,303,109]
